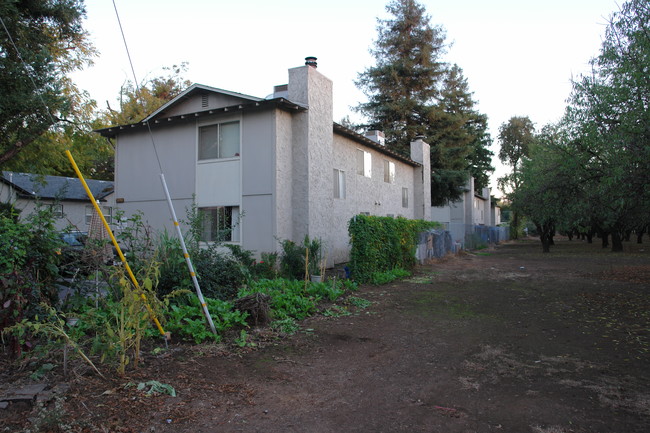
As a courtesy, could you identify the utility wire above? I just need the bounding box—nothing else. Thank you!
[111,0,218,335]
[0,15,60,127]
[111,0,164,173]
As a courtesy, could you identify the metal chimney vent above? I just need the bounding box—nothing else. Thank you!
[305,56,317,68]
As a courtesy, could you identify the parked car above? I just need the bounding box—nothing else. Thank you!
[59,231,88,249]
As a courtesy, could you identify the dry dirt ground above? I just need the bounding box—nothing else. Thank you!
[2,238,649,433]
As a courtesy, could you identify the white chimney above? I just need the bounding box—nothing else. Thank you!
[365,130,385,146]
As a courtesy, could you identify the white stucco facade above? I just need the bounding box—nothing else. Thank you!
[100,61,431,265]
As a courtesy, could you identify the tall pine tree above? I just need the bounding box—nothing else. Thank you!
[356,0,493,205]
[355,0,446,154]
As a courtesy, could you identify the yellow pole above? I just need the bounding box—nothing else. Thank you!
[65,150,168,339]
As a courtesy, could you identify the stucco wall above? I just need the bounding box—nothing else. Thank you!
[329,134,420,264]
[275,110,294,246]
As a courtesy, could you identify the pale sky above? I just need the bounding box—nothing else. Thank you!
[71,0,619,192]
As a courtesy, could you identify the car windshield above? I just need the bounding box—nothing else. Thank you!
[60,232,86,247]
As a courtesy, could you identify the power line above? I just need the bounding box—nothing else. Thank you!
[0,15,60,127]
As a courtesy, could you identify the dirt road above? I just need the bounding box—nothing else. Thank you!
[3,238,649,432]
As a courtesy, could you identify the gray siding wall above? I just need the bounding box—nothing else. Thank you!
[241,110,277,254]
[163,94,252,117]
[114,121,196,233]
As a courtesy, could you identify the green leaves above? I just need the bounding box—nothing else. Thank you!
[348,214,435,282]
[356,1,492,203]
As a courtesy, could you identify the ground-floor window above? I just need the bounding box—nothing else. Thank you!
[85,205,113,224]
[199,206,240,242]
[402,187,409,208]
[49,204,64,219]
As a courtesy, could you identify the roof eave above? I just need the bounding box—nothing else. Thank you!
[95,98,306,138]
[333,123,420,167]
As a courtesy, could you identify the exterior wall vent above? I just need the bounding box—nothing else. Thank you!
[201,93,208,108]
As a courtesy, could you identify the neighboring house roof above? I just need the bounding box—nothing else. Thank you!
[1,171,114,202]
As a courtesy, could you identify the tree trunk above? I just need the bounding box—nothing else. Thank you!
[601,232,609,249]
[511,212,519,240]
[637,232,644,244]
[624,230,632,242]
[611,231,623,252]
[586,232,593,243]
[536,223,552,253]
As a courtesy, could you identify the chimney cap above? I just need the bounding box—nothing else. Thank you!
[305,56,317,68]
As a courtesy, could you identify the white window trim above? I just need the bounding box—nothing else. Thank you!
[383,159,395,184]
[334,168,346,199]
[402,187,409,208]
[197,117,242,162]
[356,149,372,178]
[198,205,241,243]
[85,205,113,225]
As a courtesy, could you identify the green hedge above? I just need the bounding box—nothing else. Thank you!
[348,215,436,283]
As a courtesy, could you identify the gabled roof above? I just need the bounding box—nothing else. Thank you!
[95,97,306,138]
[1,171,114,202]
[143,83,264,122]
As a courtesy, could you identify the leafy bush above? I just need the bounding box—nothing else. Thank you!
[278,239,306,280]
[252,252,279,280]
[348,214,436,283]
[193,248,246,300]
[164,298,249,343]
[370,268,411,285]
[238,278,355,321]
[278,236,323,280]
[1,205,63,357]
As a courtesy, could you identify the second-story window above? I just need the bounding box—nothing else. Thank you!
[198,121,240,160]
[356,149,371,178]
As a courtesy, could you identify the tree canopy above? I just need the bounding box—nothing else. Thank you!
[102,63,192,126]
[355,0,493,205]
[0,0,95,166]
[506,0,650,252]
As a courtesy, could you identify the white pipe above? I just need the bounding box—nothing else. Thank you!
[159,173,217,335]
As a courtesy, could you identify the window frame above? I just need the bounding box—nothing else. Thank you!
[85,205,113,225]
[198,205,240,243]
[49,204,64,219]
[333,168,346,199]
[198,120,241,161]
[356,149,372,178]
[383,159,395,184]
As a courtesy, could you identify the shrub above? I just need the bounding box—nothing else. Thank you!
[238,278,356,321]
[253,252,279,280]
[1,205,63,357]
[164,297,249,343]
[193,248,246,300]
[278,235,323,280]
[370,268,411,285]
[348,214,436,283]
